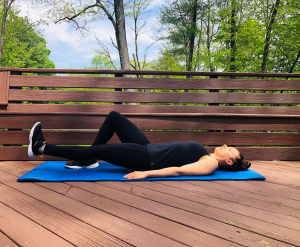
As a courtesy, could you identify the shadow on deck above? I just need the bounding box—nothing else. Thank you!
[0,161,299,247]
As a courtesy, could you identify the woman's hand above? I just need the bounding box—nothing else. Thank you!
[124,171,148,180]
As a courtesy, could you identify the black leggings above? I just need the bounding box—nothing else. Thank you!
[44,111,151,171]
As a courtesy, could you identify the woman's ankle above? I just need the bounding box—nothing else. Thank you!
[39,143,47,154]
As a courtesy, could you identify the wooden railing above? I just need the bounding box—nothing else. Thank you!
[0,68,300,161]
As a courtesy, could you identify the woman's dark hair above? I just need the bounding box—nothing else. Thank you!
[220,154,251,171]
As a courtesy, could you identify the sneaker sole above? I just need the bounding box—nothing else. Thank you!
[65,162,99,169]
[28,122,41,158]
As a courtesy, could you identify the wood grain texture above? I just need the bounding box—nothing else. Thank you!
[0,182,132,247]
[1,114,300,131]
[0,71,9,105]
[0,231,18,247]
[244,165,300,189]
[10,75,300,90]
[1,159,299,246]
[251,160,300,169]
[6,104,300,117]
[9,89,300,104]
[0,201,73,247]
[209,181,300,207]
[64,182,292,247]
[3,161,71,194]
[64,185,234,247]
[4,67,300,77]
[1,131,300,146]
[177,179,300,210]
[89,182,299,246]
[0,165,187,247]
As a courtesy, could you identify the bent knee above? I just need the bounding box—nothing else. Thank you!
[108,111,121,119]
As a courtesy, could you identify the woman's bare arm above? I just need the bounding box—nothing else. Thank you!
[124,157,218,179]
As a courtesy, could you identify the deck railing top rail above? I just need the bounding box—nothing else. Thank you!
[1,68,300,77]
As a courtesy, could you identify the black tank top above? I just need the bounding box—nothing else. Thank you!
[147,141,209,170]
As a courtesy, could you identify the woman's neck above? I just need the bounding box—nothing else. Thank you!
[209,153,221,165]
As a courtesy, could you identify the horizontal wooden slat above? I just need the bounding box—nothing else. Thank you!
[1,115,300,131]
[5,104,300,118]
[3,68,300,77]
[1,146,299,160]
[8,89,300,104]
[1,131,300,146]
[10,75,300,90]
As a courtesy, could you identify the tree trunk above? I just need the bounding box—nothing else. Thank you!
[288,50,300,73]
[0,0,9,63]
[261,0,281,72]
[114,0,131,70]
[206,0,213,72]
[230,0,236,72]
[194,20,203,71]
[187,0,197,72]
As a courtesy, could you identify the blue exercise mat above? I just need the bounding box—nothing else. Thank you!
[17,161,265,182]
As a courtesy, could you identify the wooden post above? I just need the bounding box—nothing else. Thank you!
[0,71,9,107]
[209,75,219,106]
[114,73,123,105]
[10,71,22,104]
[209,75,219,132]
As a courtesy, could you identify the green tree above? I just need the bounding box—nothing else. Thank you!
[214,1,265,72]
[159,0,226,72]
[0,5,54,68]
[159,0,201,72]
[158,0,300,73]
[267,0,300,73]
[0,0,16,62]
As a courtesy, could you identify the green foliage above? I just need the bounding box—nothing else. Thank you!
[156,0,300,73]
[91,52,116,70]
[0,7,55,69]
[150,44,186,76]
[125,0,152,18]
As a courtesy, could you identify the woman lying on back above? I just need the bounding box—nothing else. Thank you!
[28,111,251,180]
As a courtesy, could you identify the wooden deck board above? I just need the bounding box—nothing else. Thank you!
[102,181,299,245]
[0,160,299,246]
[0,231,18,247]
[70,181,299,246]
[0,183,132,247]
[65,183,235,246]
[0,162,186,247]
[0,201,74,247]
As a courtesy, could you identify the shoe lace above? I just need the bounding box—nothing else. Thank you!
[35,128,45,141]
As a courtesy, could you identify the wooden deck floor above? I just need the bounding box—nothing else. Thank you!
[0,161,299,247]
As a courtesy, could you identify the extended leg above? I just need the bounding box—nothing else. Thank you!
[44,143,150,171]
[28,114,151,169]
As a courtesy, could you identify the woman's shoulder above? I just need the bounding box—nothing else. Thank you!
[199,155,212,161]
[199,155,218,167]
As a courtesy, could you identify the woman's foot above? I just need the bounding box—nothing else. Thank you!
[65,159,99,169]
[28,122,47,157]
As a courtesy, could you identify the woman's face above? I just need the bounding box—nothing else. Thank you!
[214,144,240,165]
